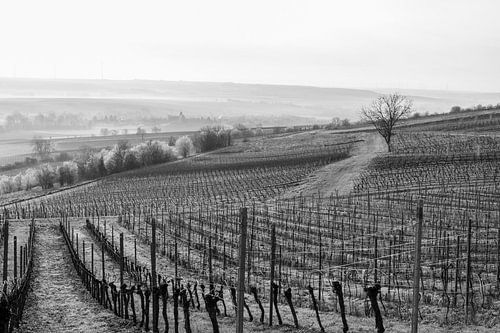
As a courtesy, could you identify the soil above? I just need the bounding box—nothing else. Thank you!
[15,220,140,333]
[282,133,387,198]
[9,218,499,333]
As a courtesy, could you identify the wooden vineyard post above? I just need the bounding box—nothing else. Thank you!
[411,199,423,333]
[13,236,17,280]
[151,218,159,333]
[247,204,255,289]
[175,229,178,283]
[497,218,500,290]
[120,233,124,286]
[134,238,137,267]
[269,223,276,326]
[101,243,105,281]
[91,243,94,276]
[465,218,472,325]
[208,237,213,287]
[236,207,248,333]
[19,246,23,277]
[2,219,8,285]
[454,235,461,307]
[497,218,500,289]
[163,221,166,255]
[374,236,378,283]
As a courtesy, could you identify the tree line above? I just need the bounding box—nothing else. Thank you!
[449,103,500,114]
[0,125,232,195]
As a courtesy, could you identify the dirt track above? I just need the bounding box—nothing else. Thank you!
[15,221,139,333]
[282,133,386,198]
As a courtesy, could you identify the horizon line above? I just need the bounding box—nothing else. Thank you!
[1,76,499,95]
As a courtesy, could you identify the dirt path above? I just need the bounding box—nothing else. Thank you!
[16,221,140,333]
[282,132,386,198]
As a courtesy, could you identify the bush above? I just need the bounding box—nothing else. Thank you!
[0,176,15,194]
[57,161,78,186]
[2,138,182,196]
[132,140,176,166]
[55,152,72,162]
[22,168,39,190]
[193,125,231,152]
[101,141,132,174]
[123,151,140,170]
[36,164,57,189]
[175,136,195,158]
[24,157,38,165]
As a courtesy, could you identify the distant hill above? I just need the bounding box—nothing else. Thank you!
[0,78,498,120]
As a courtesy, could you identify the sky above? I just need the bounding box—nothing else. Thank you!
[0,0,499,92]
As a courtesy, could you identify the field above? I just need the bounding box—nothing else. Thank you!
[1,116,500,332]
[2,77,500,168]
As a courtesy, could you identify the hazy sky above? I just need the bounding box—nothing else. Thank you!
[1,0,499,92]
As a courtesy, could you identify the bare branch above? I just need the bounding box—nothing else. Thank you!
[359,93,414,152]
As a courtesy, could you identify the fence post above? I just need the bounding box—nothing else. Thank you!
[13,236,17,280]
[411,199,423,333]
[236,208,248,333]
[269,223,276,326]
[496,222,500,289]
[151,218,159,333]
[465,218,473,325]
[2,220,8,286]
[82,240,86,266]
[208,237,213,286]
[119,232,125,320]
[120,233,124,287]
[20,246,24,277]
[101,243,105,281]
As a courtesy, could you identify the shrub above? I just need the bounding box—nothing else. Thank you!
[57,161,78,186]
[175,136,195,158]
[123,151,140,170]
[0,176,15,194]
[193,125,231,152]
[24,157,38,165]
[55,152,73,162]
[132,140,176,167]
[22,168,39,190]
[36,164,57,189]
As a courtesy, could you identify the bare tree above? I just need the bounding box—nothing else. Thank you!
[361,93,413,152]
[31,136,54,161]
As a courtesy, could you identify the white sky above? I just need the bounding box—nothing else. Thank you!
[0,0,499,92]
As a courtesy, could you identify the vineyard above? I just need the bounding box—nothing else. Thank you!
[1,128,500,332]
[403,109,500,133]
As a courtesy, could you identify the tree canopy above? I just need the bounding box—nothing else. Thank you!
[361,93,413,152]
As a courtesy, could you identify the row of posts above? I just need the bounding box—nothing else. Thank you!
[2,219,34,290]
[60,199,475,332]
